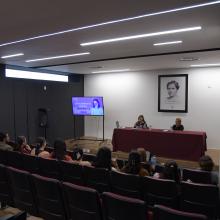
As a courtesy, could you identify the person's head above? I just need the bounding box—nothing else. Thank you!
[163,160,180,183]
[0,132,7,143]
[167,80,179,98]
[199,155,214,171]
[137,148,147,162]
[72,147,83,161]
[17,136,27,147]
[138,115,145,123]
[127,151,141,175]
[53,139,67,160]
[93,99,100,108]
[175,118,182,127]
[94,146,112,170]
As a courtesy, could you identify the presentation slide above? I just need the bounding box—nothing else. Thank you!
[72,97,104,116]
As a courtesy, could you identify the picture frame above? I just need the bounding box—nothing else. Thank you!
[158,74,188,113]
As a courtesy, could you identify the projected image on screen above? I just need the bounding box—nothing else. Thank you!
[72,97,104,116]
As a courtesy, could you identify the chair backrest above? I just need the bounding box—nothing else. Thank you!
[84,166,110,193]
[153,205,207,220]
[82,153,96,163]
[102,192,147,220]
[5,211,27,220]
[21,153,39,174]
[60,161,85,185]
[7,166,38,216]
[111,170,141,199]
[38,157,62,180]
[181,181,219,219]
[62,182,102,220]
[0,149,8,165]
[142,176,179,209]
[182,168,213,184]
[0,164,13,206]
[31,174,66,220]
[7,151,23,169]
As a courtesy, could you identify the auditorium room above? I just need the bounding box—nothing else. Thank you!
[0,1,220,219]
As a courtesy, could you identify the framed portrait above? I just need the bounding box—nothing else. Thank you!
[158,74,188,113]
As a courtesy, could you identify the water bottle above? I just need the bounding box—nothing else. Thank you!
[150,155,157,169]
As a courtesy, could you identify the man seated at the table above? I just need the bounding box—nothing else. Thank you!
[172,117,184,131]
[134,115,148,129]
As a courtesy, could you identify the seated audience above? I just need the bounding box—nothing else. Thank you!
[153,160,180,183]
[72,146,91,166]
[121,151,149,177]
[50,139,73,161]
[0,132,13,151]
[198,155,218,185]
[16,136,31,154]
[137,148,153,175]
[172,118,184,131]
[93,146,117,171]
[134,115,148,129]
[31,137,50,158]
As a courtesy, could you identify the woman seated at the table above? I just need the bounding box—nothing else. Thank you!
[134,115,148,129]
[172,117,184,131]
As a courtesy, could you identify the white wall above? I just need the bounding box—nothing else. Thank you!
[84,67,220,149]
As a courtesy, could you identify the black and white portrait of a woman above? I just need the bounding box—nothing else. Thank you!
[158,74,188,112]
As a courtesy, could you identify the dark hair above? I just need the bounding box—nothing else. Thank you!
[0,132,6,142]
[93,146,112,170]
[199,155,214,171]
[163,160,180,183]
[35,137,46,156]
[72,147,83,161]
[124,151,141,175]
[17,136,26,147]
[93,99,100,108]
[167,80,180,90]
[53,139,67,160]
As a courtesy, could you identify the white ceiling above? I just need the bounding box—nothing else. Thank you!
[0,0,220,74]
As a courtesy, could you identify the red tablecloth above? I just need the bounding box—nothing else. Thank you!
[112,128,207,161]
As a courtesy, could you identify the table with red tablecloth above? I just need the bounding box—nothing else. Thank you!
[112,128,207,161]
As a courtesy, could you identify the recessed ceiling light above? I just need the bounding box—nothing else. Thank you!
[0,1,218,47]
[190,64,220,67]
[153,41,182,46]
[81,26,201,46]
[92,69,130,73]
[180,57,199,61]
[1,53,24,59]
[25,52,90,62]
[5,68,68,82]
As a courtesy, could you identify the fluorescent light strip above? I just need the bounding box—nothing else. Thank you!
[190,64,220,67]
[1,53,24,59]
[0,1,219,47]
[81,26,201,46]
[5,69,68,82]
[92,69,130,73]
[25,52,90,63]
[153,40,182,46]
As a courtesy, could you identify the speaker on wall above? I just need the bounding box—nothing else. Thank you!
[38,108,48,128]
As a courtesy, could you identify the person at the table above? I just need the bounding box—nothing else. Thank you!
[134,115,148,129]
[172,117,184,131]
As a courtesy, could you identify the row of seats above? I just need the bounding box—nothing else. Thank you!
[0,164,209,220]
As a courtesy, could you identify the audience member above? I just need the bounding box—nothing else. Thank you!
[154,160,180,183]
[0,132,13,151]
[93,146,117,171]
[31,137,50,158]
[50,139,73,161]
[137,148,153,175]
[121,151,149,177]
[16,136,31,154]
[134,115,148,129]
[72,146,91,166]
[172,118,184,131]
[198,155,218,184]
